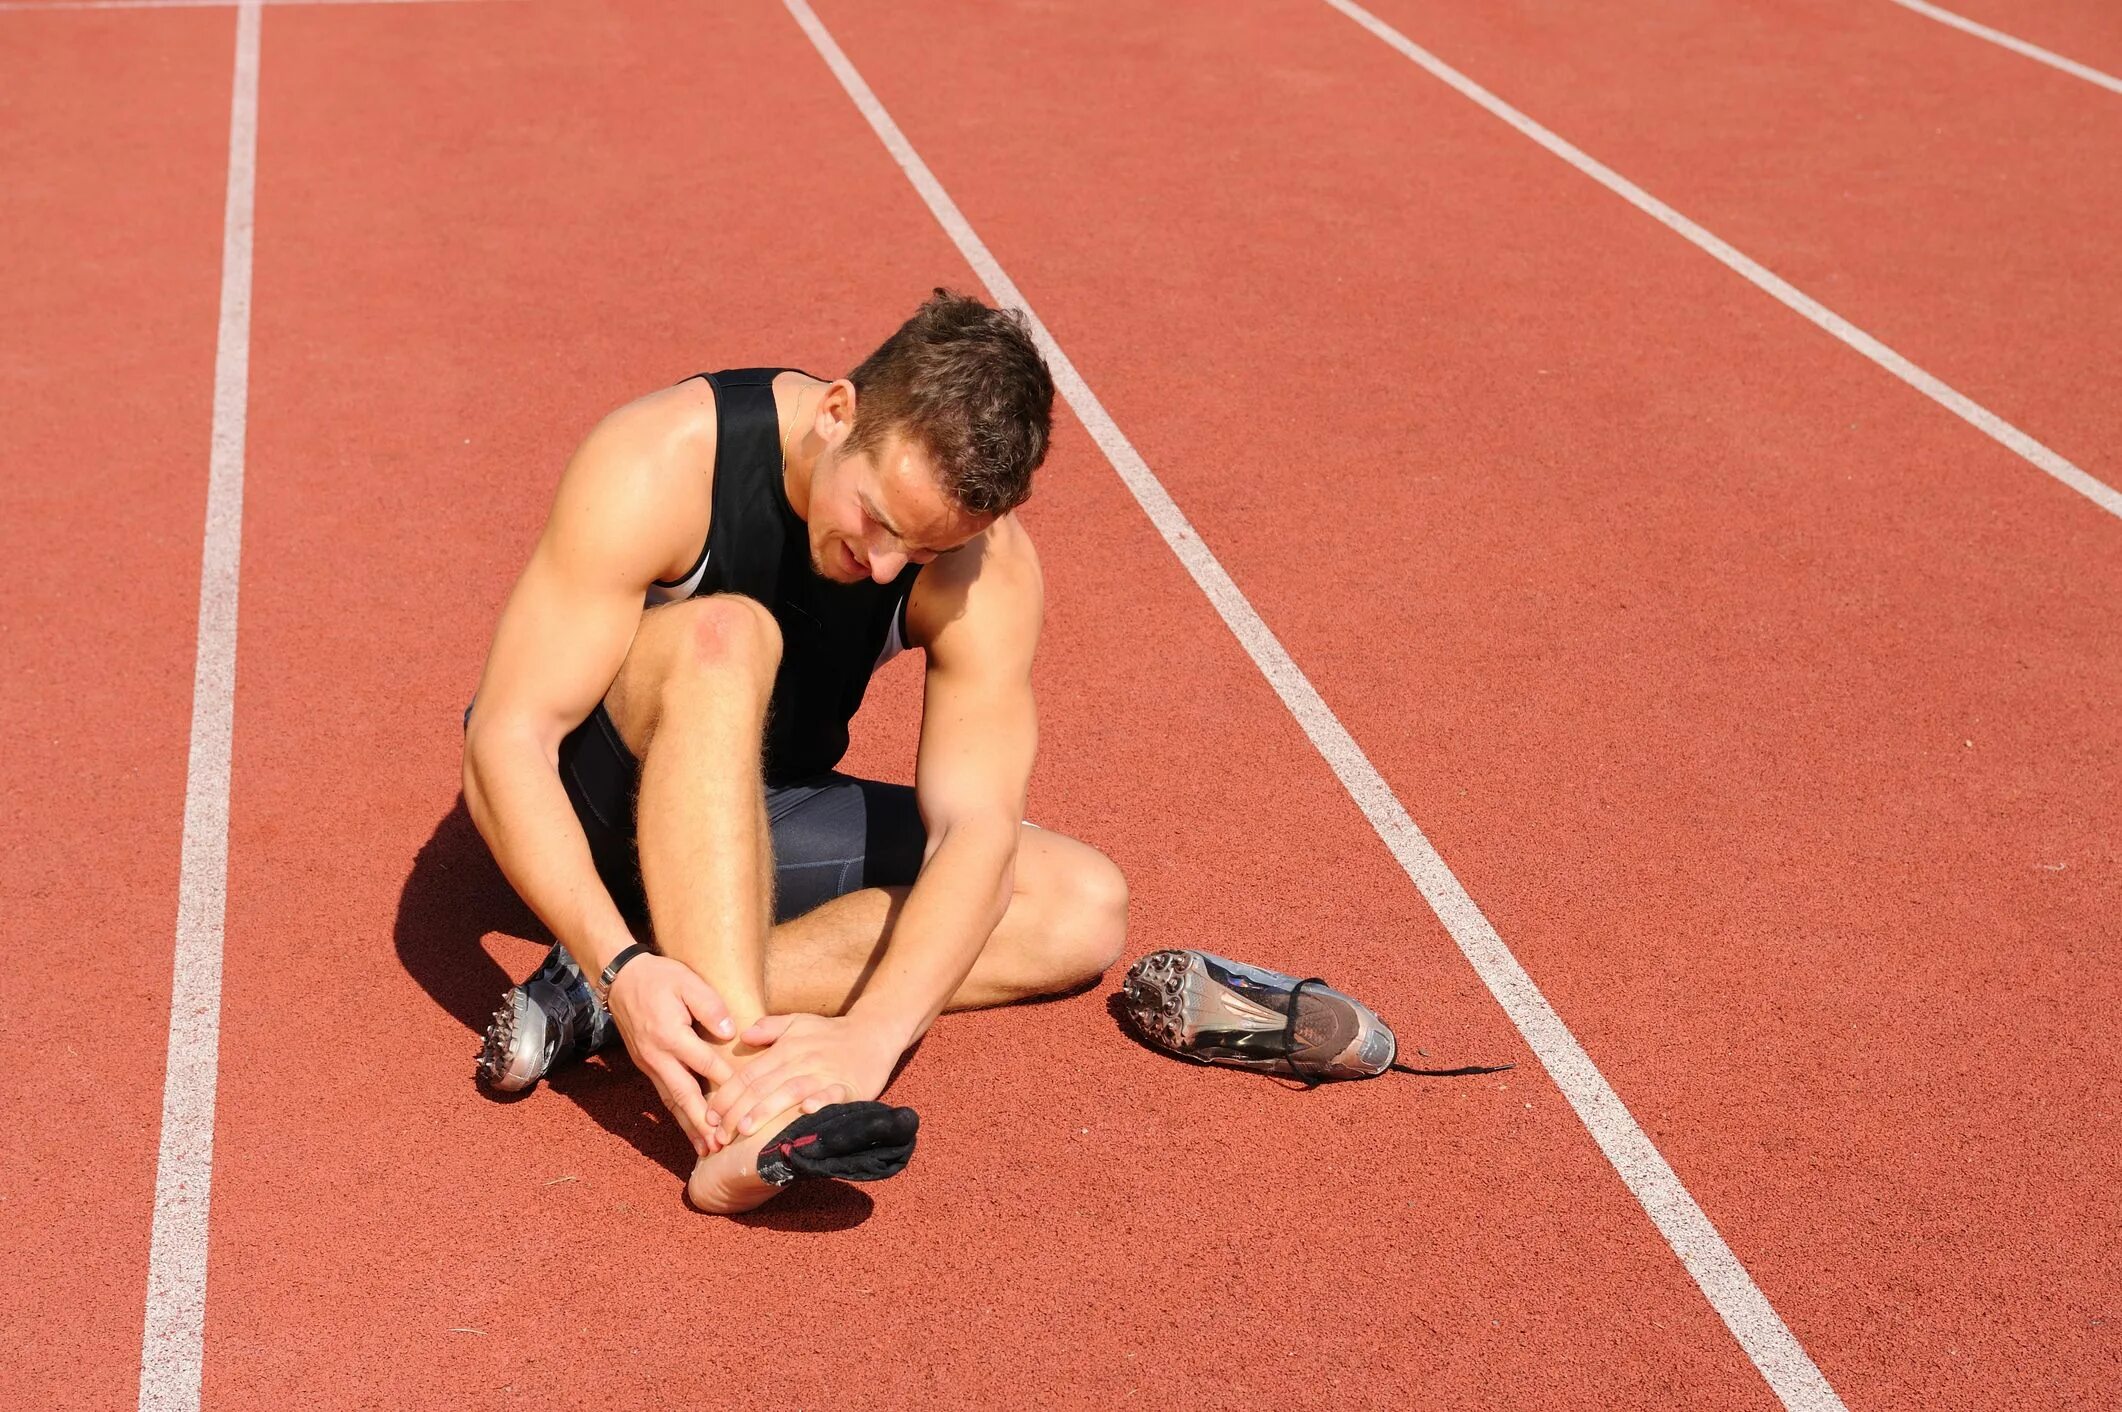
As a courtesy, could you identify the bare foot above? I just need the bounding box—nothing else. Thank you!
[685,1102,923,1215]
[685,1101,805,1215]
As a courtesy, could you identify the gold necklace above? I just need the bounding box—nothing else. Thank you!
[780,384,816,469]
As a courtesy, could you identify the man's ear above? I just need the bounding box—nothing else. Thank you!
[817,379,857,446]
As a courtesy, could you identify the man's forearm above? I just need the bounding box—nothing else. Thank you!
[847,820,1017,1047]
[463,724,638,981]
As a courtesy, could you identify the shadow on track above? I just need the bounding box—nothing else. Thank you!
[394,796,701,1181]
[731,1181,873,1232]
[394,796,884,1227]
[395,795,875,1229]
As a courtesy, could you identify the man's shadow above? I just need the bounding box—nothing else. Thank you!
[394,796,872,1231]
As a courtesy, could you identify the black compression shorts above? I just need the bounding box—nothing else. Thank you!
[475,701,928,931]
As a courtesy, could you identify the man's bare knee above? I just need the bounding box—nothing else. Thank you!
[1030,847,1129,995]
[657,595,780,732]
[610,595,781,752]
[1071,849,1130,978]
[675,594,780,677]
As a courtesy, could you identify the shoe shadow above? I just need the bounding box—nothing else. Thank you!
[394,796,697,1182]
[1106,989,1175,1063]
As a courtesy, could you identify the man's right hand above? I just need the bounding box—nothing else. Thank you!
[604,953,738,1158]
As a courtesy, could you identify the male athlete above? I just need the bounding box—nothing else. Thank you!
[461,291,1129,1214]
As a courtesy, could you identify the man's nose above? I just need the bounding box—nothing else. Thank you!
[870,549,908,584]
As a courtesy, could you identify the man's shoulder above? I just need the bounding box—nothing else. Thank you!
[906,514,1043,656]
[547,379,720,589]
[577,377,720,485]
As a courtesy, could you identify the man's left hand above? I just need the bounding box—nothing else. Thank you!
[708,1013,905,1142]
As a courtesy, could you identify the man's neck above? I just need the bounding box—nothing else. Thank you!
[779,379,823,523]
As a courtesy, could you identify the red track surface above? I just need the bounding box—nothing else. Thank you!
[1,13,234,1407]
[1905,0,2122,75]
[1350,0,2122,472]
[10,1,2117,1409]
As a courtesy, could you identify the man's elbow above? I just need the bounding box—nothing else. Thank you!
[460,710,546,838]
[461,723,497,838]
[933,814,1022,920]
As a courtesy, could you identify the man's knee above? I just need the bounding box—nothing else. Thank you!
[673,593,780,680]
[609,594,781,753]
[658,594,780,712]
[1042,845,1129,989]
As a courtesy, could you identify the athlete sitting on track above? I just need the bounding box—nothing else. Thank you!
[461,290,1128,1214]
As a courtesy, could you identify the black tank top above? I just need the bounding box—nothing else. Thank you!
[651,368,920,785]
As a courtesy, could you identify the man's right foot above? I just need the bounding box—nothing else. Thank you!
[687,1101,920,1215]
[474,942,616,1092]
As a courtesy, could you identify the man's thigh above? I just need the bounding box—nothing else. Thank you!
[763,774,927,923]
[764,782,1110,928]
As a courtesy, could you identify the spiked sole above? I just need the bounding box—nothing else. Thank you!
[474,986,550,1093]
[1119,948,1199,1055]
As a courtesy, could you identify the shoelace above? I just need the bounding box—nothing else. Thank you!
[1274,977,1517,1088]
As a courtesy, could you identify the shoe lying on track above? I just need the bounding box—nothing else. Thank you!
[1120,949,1513,1084]
[475,942,616,1092]
[1121,949,1398,1081]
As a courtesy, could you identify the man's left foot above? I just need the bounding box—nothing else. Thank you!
[474,942,615,1092]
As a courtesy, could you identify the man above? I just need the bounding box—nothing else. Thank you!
[461,291,1128,1214]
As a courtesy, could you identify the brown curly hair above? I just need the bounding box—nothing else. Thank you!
[845,289,1055,517]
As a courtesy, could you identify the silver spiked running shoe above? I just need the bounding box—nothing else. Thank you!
[475,942,616,1092]
[1121,950,1398,1081]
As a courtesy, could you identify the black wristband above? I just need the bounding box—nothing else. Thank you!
[599,941,652,993]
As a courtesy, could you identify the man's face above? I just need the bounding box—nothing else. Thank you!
[809,428,992,584]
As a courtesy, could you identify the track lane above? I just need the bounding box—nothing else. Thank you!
[1889,0,2122,77]
[196,0,1777,1407]
[1349,0,2122,488]
[0,11,236,1410]
[800,0,2122,1406]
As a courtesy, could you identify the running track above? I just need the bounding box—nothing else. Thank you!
[4,1,2116,1408]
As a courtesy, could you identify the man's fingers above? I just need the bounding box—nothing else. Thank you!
[715,1061,790,1131]
[706,1067,757,1130]
[736,1079,817,1137]
[668,1029,734,1089]
[646,1059,712,1158]
[740,1013,798,1046]
[715,1063,790,1137]
[732,1069,841,1137]
[800,1083,851,1115]
[679,974,736,1041]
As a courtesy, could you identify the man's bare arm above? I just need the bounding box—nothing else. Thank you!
[848,523,1042,1047]
[462,388,737,1146]
[464,399,680,975]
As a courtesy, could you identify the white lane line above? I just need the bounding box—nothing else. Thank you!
[137,4,256,1411]
[1323,0,2122,526]
[779,2,1847,1408]
[0,0,491,13]
[1886,0,2122,95]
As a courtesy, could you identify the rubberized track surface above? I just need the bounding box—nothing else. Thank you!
[6,2,2116,1409]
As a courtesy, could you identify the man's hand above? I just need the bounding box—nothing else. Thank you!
[708,1013,905,1140]
[604,954,738,1158]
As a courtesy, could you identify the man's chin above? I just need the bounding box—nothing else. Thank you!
[811,549,860,583]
